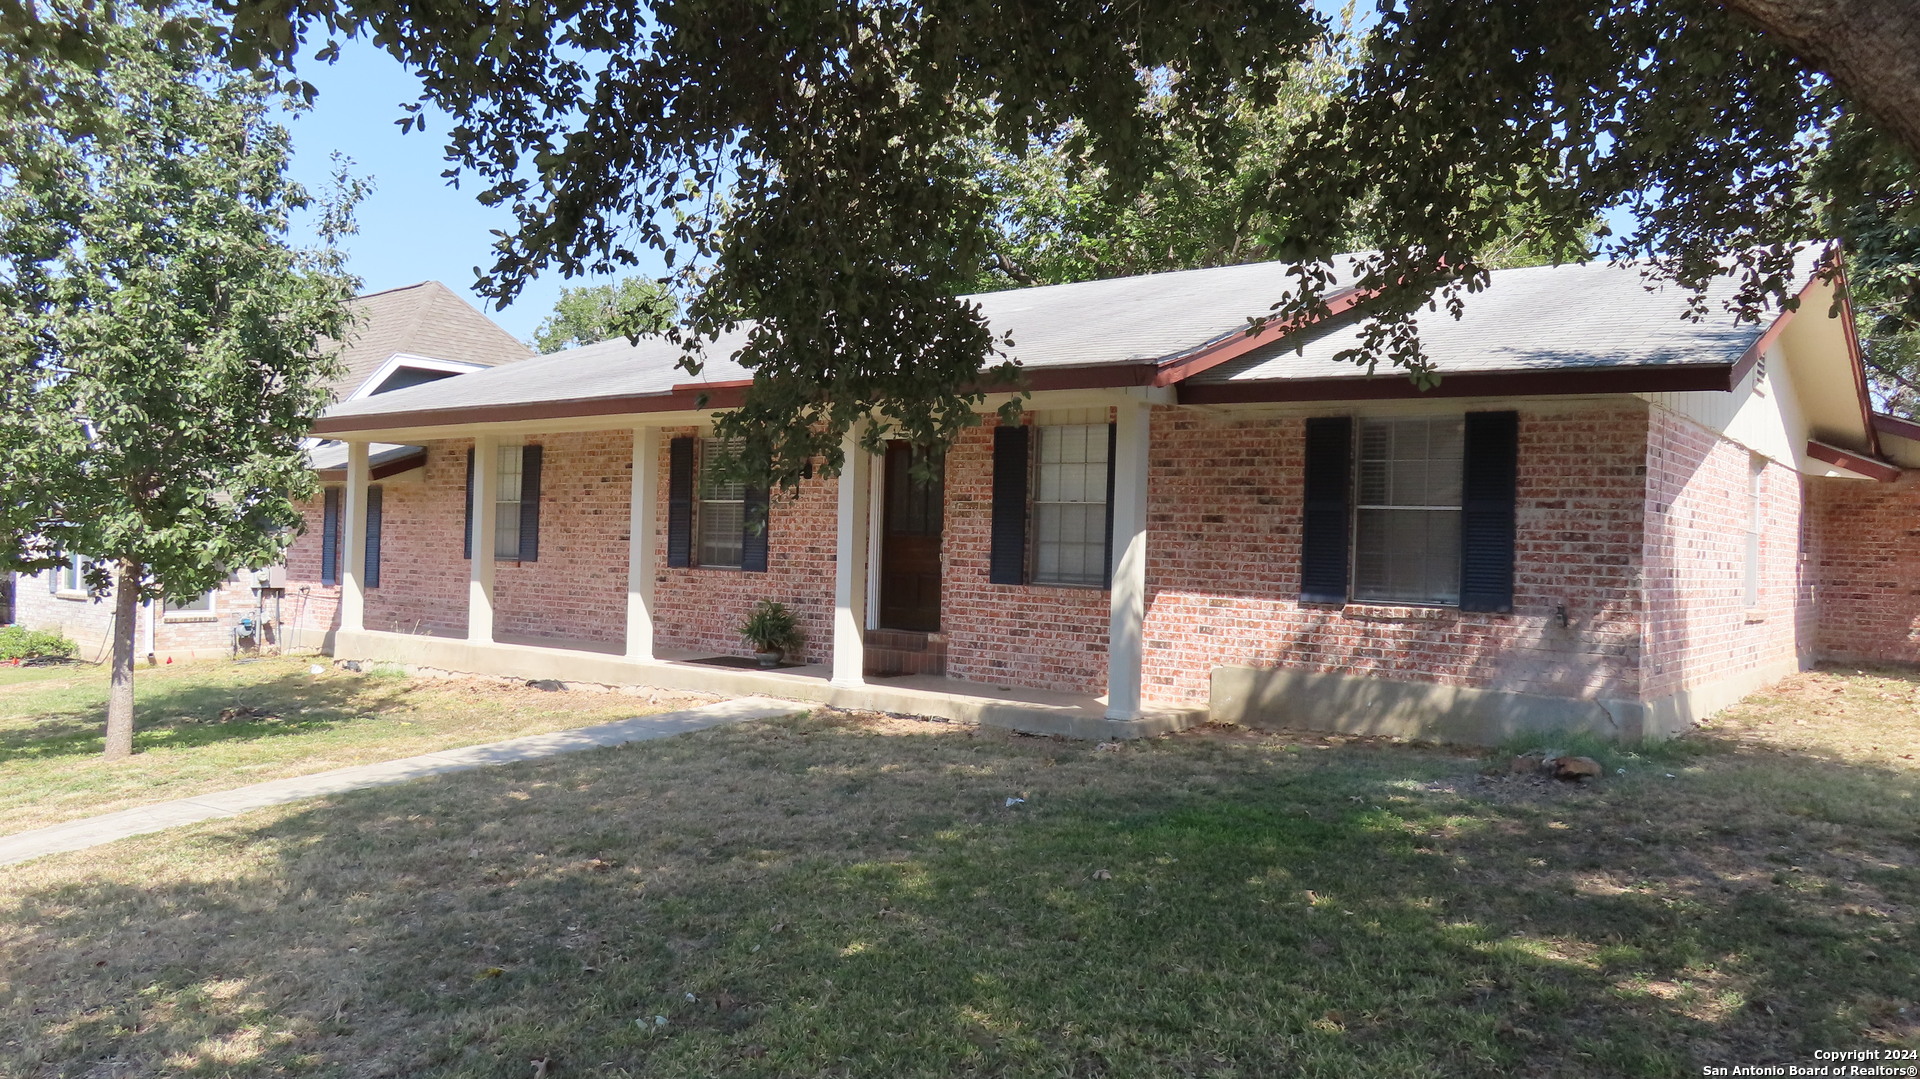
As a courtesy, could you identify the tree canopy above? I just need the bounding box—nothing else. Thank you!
[528,276,676,354]
[6,0,1915,480]
[0,1,361,756]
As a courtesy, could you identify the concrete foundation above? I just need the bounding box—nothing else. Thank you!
[336,628,1206,741]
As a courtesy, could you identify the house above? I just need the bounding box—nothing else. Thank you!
[276,255,1920,740]
[5,281,531,661]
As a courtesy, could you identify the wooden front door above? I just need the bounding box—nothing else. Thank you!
[878,441,944,632]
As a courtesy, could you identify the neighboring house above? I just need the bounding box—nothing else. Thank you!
[9,281,531,662]
[286,254,1914,741]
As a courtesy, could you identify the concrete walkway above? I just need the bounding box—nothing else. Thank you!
[0,696,799,868]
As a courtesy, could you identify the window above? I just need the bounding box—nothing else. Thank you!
[464,444,541,563]
[166,586,217,616]
[55,553,88,594]
[1744,454,1765,607]
[1352,415,1464,606]
[698,437,746,568]
[1031,423,1109,586]
[495,442,524,560]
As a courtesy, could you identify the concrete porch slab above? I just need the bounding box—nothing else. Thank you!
[337,629,1207,742]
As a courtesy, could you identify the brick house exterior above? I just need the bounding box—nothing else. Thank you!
[286,256,1916,742]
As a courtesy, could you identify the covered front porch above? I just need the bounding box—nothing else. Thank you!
[324,389,1194,741]
[335,626,1201,740]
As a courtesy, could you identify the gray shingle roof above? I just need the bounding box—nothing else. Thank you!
[322,257,1365,422]
[321,253,1816,424]
[1193,257,1813,385]
[327,281,533,399]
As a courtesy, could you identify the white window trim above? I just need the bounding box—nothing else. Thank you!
[1350,413,1466,608]
[494,440,525,562]
[53,554,89,600]
[1030,421,1111,589]
[696,436,746,570]
[346,353,492,402]
[163,585,221,622]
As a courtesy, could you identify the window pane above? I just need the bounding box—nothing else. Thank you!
[1354,509,1460,605]
[494,501,522,559]
[167,590,215,612]
[696,437,747,568]
[491,444,524,559]
[1352,414,1464,605]
[1032,424,1109,586]
[699,500,744,568]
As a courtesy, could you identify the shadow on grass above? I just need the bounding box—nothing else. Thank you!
[2,715,1915,1078]
[0,671,414,764]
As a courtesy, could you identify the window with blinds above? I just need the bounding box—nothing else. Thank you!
[494,443,524,560]
[698,437,746,568]
[1352,415,1464,605]
[1032,423,1109,586]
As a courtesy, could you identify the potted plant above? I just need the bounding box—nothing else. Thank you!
[740,599,803,668]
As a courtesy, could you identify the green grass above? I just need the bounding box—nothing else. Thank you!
[0,666,1914,1077]
[0,657,713,834]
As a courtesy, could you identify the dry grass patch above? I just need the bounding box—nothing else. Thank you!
[0,657,714,833]
[0,669,1915,1078]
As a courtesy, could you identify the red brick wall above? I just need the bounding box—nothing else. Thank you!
[1136,401,1651,706]
[285,495,344,645]
[648,428,839,664]
[1808,471,1920,664]
[942,417,1113,694]
[1639,406,1813,700]
[284,429,840,664]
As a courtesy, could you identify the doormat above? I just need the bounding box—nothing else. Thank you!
[686,655,805,671]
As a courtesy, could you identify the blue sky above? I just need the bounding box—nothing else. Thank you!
[283,40,643,344]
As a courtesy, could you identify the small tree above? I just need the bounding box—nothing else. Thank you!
[529,277,676,354]
[0,2,361,758]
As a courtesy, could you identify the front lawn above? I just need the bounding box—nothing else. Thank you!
[0,657,714,834]
[0,667,1914,1078]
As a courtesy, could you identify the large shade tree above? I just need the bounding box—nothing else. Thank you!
[6,0,1913,478]
[0,2,361,758]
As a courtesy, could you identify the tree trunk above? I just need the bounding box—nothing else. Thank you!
[1720,0,1920,157]
[103,560,140,760]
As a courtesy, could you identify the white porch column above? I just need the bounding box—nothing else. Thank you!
[340,441,369,634]
[1106,399,1152,720]
[468,434,498,644]
[625,426,659,660]
[831,424,873,687]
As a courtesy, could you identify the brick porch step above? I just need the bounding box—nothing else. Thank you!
[864,629,946,676]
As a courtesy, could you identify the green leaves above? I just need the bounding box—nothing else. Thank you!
[13,0,1905,479]
[0,0,361,601]
[529,276,676,354]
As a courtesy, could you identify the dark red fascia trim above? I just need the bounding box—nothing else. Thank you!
[1146,285,1373,388]
[1872,412,1920,444]
[1179,361,1738,405]
[1827,253,1882,457]
[314,449,430,482]
[310,385,751,437]
[1806,439,1902,482]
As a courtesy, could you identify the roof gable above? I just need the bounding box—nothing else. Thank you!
[327,281,532,399]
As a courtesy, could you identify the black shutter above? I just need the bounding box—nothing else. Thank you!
[1299,416,1352,604]
[666,436,694,568]
[1459,410,1519,613]
[463,447,475,560]
[989,425,1030,585]
[518,444,542,562]
[740,484,770,572]
[364,485,383,589]
[1103,420,1118,586]
[321,487,341,587]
